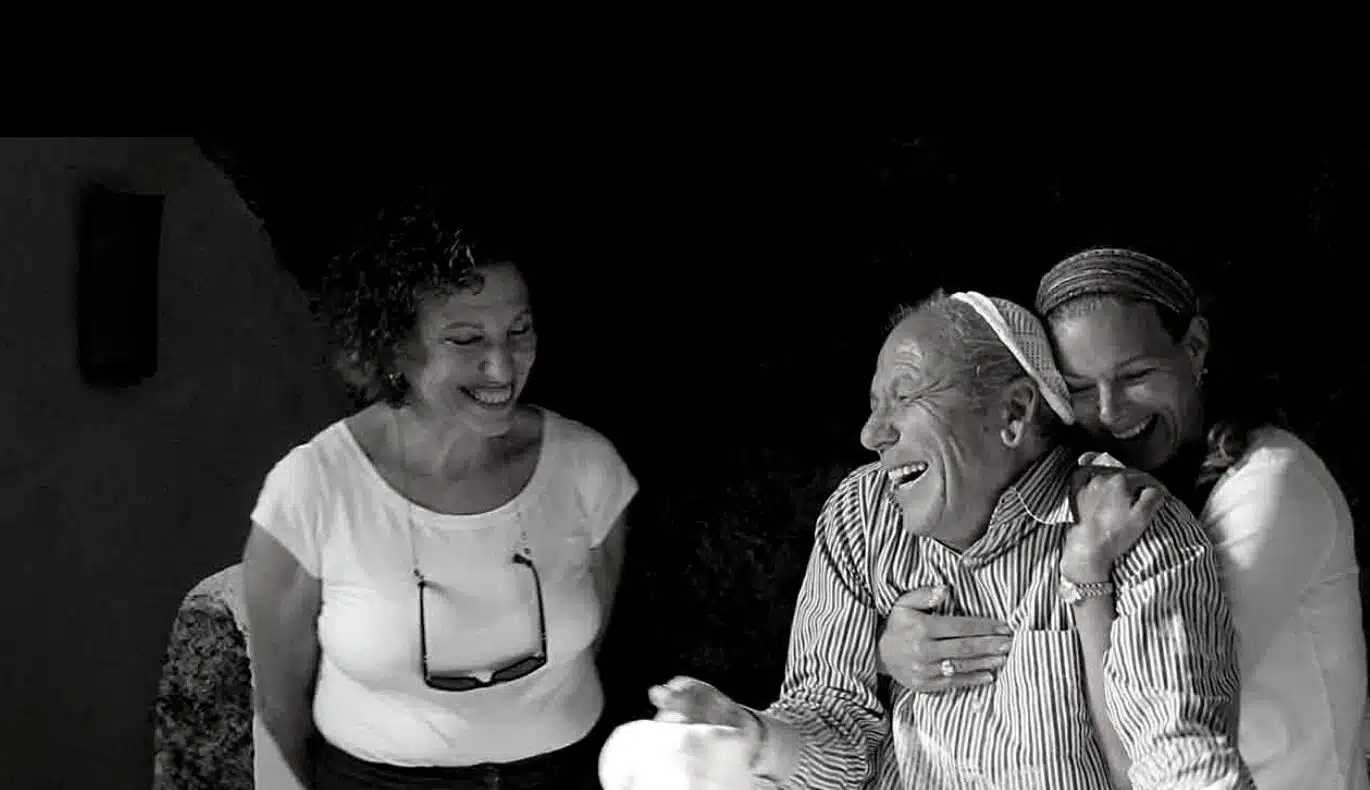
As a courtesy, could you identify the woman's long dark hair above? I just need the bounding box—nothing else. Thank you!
[1187,298,1286,508]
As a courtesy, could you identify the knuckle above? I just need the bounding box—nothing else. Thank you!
[961,657,988,673]
[969,656,1002,673]
[968,637,996,655]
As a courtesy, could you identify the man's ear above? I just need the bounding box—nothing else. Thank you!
[999,378,1041,449]
[1181,315,1210,374]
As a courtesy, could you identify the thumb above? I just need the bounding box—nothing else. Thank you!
[893,584,946,611]
[1082,451,1125,469]
[1132,486,1165,522]
[648,677,739,726]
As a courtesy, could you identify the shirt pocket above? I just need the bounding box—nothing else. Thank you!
[994,629,1103,772]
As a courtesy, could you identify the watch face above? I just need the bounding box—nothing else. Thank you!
[1058,578,1080,604]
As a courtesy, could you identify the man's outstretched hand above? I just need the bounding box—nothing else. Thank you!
[598,677,762,790]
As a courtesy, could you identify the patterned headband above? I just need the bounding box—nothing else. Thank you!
[1035,247,1199,320]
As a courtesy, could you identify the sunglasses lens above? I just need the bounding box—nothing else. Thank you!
[491,655,546,683]
[427,674,483,692]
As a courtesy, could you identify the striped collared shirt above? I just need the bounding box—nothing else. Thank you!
[752,445,1254,790]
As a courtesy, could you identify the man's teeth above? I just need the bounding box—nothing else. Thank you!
[1113,416,1155,440]
[467,386,513,406]
[888,462,928,487]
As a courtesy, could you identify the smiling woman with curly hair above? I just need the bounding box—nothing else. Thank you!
[243,185,638,790]
[310,189,520,408]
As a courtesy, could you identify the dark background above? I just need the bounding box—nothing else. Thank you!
[197,99,1370,725]
[1,22,1364,788]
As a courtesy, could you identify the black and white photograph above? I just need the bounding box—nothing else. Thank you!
[2,15,1367,790]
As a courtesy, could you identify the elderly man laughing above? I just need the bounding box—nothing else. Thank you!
[599,291,1253,790]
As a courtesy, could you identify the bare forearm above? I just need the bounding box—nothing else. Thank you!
[243,524,324,789]
[256,692,316,789]
[1074,594,1132,789]
[247,625,320,787]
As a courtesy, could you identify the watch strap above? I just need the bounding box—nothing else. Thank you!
[1060,575,1115,603]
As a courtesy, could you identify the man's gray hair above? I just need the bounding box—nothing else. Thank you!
[887,290,1063,437]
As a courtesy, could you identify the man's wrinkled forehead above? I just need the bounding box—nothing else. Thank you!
[877,314,946,378]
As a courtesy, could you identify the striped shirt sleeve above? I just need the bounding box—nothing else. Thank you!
[1106,497,1256,790]
[750,470,889,790]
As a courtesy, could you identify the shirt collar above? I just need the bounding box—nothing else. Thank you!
[959,445,1076,568]
[989,445,1076,528]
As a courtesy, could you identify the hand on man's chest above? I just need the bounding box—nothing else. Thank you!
[873,522,1079,632]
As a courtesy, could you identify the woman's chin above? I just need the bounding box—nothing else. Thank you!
[444,401,519,437]
[470,412,518,435]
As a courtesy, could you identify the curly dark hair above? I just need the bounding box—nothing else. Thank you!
[310,185,523,407]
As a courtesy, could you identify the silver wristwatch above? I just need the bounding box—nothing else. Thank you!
[1059,575,1115,605]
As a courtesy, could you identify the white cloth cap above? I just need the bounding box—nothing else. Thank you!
[948,291,1075,425]
[599,719,754,790]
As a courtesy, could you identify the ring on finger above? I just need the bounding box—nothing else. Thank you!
[939,658,956,678]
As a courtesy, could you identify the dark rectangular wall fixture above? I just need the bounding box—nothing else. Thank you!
[77,184,165,387]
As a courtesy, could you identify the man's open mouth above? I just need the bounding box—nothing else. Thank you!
[888,462,928,490]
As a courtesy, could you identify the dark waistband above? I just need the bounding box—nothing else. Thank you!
[316,723,605,786]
